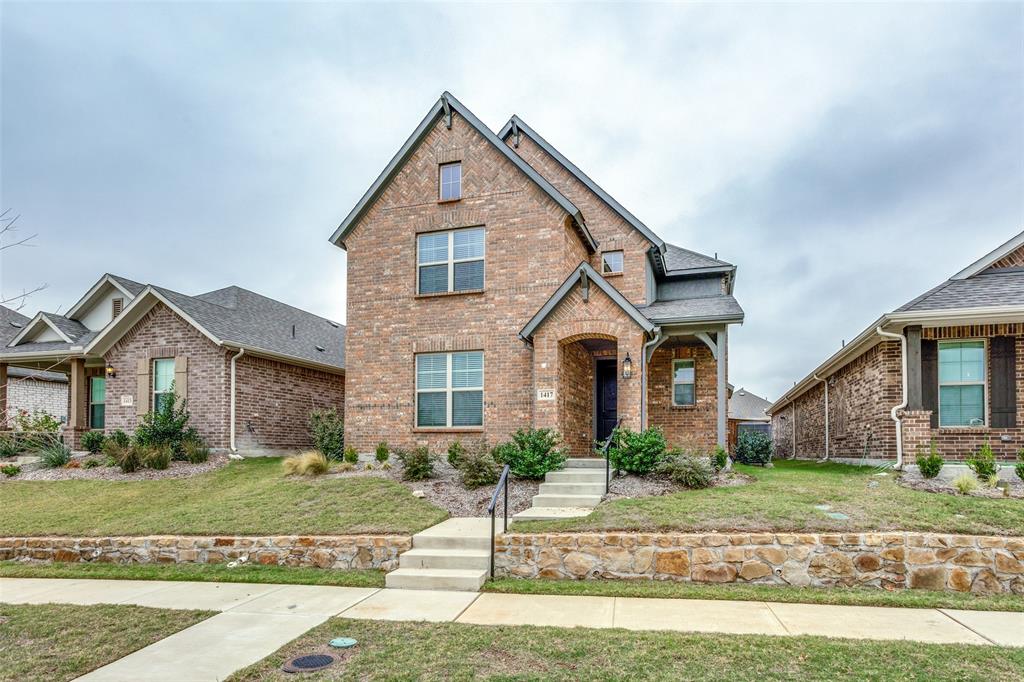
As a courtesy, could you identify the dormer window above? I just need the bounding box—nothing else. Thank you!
[112,298,124,318]
[439,162,461,201]
[602,250,624,275]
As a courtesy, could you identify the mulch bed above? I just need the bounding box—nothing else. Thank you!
[607,468,755,501]
[2,453,230,482]
[899,468,1024,499]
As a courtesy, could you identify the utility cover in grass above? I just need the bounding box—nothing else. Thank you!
[826,512,850,520]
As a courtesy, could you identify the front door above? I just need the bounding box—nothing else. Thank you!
[595,358,618,443]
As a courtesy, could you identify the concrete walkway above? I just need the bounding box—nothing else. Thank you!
[2,578,1022,681]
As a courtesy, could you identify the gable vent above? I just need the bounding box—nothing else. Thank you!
[112,298,124,318]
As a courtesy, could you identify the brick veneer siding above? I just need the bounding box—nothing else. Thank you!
[559,339,597,456]
[647,341,719,450]
[986,244,1024,271]
[342,111,621,453]
[6,376,68,423]
[495,531,1024,595]
[234,354,344,454]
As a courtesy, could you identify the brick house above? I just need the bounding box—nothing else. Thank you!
[768,231,1024,464]
[331,92,743,456]
[727,387,772,452]
[0,275,344,453]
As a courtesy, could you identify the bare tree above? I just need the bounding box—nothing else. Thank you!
[0,209,46,310]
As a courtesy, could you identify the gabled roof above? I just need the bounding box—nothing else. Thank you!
[498,114,664,251]
[895,270,1024,313]
[519,262,656,341]
[663,243,733,274]
[65,273,145,321]
[0,305,30,346]
[330,92,597,253]
[728,387,772,422]
[7,311,88,347]
[951,230,1024,280]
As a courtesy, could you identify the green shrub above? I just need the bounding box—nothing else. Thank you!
[83,458,102,469]
[492,428,566,479]
[1016,449,1024,483]
[658,451,714,489]
[343,446,359,464]
[283,450,328,476]
[309,408,344,460]
[395,446,436,481]
[106,442,141,473]
[607,427,667,475]
[458,441,499,488]
[915,441,943,479]
[107,429,130,448]
[953,473,979,495]
[446,439,465,468]
[711,445,728,472]
[966,441,999,479]
[38,442,72,468]
[1,464,20,477]
[181,434,209,464]
[0,435,21,458]
[13,409,61,434]
[141,445,171,470]
[81,431,106,454]
[375,442,390,463]
[734,431,773,465]
[134,394,194,459]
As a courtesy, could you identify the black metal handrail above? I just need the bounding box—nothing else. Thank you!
[600,419,622,494]
[487,464,511,579]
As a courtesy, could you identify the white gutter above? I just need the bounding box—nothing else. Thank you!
[876,327,907,469]
[229,348,245,453]
[640,327,664,428]
[813,373,829,461]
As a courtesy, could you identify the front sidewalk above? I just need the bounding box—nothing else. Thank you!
[2,577,1022,680]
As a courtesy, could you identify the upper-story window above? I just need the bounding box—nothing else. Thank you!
[602,250,624,275]
[417,227,485,295]
[939,340,986,427]
[439,162,462,201]
[672,359,695,406]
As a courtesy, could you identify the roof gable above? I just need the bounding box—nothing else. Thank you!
[952,230,1024,280]
[65,273,143,321]
[330,92,596,253]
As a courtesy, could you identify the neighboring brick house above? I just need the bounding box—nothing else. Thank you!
[768,231,1024,463]
[331,92,743,456]
[727,387,772,452]
[0,276,344,453]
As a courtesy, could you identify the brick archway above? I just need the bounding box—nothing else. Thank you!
[556,333,619,456]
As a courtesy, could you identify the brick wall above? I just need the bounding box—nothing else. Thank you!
[647,342,719,450]
[559,340,596,456]
[987,244,1024,270]
[6,377,68,423]
[234,354,344,453]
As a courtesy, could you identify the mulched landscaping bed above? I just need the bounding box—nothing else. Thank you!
[899,468,1024,499]
[2,453,230,482]
[607,468,755,501]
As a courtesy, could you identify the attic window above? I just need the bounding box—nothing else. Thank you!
[602,251,624,275]
[439,162,461,201]
[112,298,124,318]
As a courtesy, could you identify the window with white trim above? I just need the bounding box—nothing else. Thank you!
[939,340,986,427]
[602,250,624,274]
[416,351,483,427]
[672,359,695,406]
[417,227,485,295]
[153,358,175,413]
[89,376,106,429]
[439,162,461,201]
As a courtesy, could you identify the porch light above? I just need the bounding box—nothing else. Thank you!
[105,366,116,378]
[622,353,633,379]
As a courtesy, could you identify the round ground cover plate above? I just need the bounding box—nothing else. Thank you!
[330,637,358,649]
[282,652,340,673]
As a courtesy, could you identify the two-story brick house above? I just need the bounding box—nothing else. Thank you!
[332,92,743,456]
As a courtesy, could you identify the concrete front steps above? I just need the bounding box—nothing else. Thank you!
[513,458,606,521]
[385,517,490,592]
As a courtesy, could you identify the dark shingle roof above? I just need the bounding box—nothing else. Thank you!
[1,332,99,356]
[109,274,147,296]
[638,295,744,324]
[663,243,733,273]
[0,306,30,346]
[728,387,772,421]
[8,366,68,382]
[40,313,90,341]
[895,270,1024,313]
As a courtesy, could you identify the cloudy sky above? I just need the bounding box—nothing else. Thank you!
[1,2,1021,400]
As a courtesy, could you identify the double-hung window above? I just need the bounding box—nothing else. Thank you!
[672,359,696,406]
[602,250,624,275]
[938,340,986,427]
[439,162,461,201]
[153,358,176,412]
[417,227,485,295]
[416,351,483,427]
[89,376,106,429]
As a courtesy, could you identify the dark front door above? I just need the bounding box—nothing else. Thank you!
[595,358,618,443]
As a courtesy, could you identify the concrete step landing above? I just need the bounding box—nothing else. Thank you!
[386,517,492,592]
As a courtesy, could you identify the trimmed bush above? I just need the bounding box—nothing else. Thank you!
[1,464,20,477]
[309,408,344,460]
[38,442,72,469]
[283,451,329,476]
[953,473,979,495]
[915,441,943,479]
[395,446,436,481]
[607,427,667,475]
[446,439,465,468]
[966,441,999,480]
[375,442,390,464]
[734,431,773,466]
[343,446,359,465]
[458,440,499,488]
[659,451,714,489]
[711,445,728,472]
[81,430,105,454]
[134,395,194,459]
[492,428,566,479]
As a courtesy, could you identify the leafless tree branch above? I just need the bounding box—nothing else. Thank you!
[0,208,45,310]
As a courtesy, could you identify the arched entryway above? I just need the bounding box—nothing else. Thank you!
[558,333,618,457]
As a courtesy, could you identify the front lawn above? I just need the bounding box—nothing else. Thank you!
[227,618,1024,681]
[516,460,1024,536]
[0,457,447,536]
[0,603,213,682]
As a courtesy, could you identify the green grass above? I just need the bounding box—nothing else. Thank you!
[0,457,447,536]
[227,618,1024,681]
[485,577,1024,612]
[516,460,1024,536]
[0,560,386,587]
[0,603,213,682]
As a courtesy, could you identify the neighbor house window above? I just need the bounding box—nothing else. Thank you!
[416,351,483,428]
[939,340,986,427]
[602,250,624,275]
[672,359,695,406]
[89,376,105,429]
[417,227,485,294]
[153,358,175,412]
[439,162,461,201]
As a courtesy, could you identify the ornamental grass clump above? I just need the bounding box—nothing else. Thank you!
[140,445,171,471]
[607,427,667,475]
[0,435,19,458]
[38,442,72,469]
[282,450,329,477]
[343,446,359,465]
[181,434,210,464]
[395,446,436,481]
[953,473,979,495]
[915,441,943,479]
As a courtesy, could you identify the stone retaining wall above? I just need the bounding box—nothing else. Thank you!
[495,532,1024,595]
[0,535,411,571]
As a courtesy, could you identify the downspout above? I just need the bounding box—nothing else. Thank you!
[640,327,663,428]
[813,373,829,461]
[229,348,245,453]
[876,327,907,470]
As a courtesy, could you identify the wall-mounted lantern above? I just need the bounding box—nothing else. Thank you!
[622,353,633,379]
[105,366,116,379]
